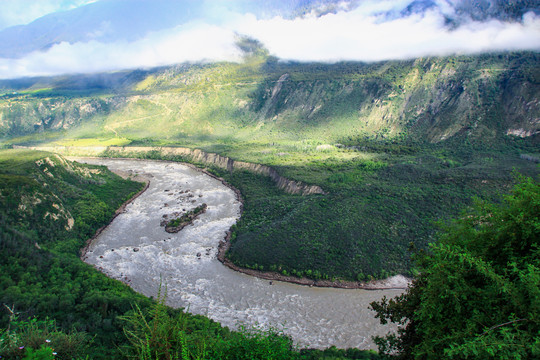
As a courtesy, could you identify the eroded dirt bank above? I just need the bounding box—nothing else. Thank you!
[19,145,325,196]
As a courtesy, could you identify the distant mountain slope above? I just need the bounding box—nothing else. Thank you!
[1,53,538,145]
[452,0,540,22]
[396,0,539,22]
[0,0,205,59]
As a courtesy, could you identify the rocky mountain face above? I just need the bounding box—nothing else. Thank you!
[250,54,539,143]
[0,96,124,135]
[0,152,104,236]
[452,0,540,22]
[396,0,539,23]
[1,52,537,146]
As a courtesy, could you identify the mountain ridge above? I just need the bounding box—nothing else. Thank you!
[1,52,537,148]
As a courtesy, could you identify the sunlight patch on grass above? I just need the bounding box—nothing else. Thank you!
[56,138,132,147]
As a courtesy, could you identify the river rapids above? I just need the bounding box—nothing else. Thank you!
[78,158,403,350]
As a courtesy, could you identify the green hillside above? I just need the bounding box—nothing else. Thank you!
[1,149,379,359]
[1,52,538,148]
[0,149,148,357]
[0,52,538,281]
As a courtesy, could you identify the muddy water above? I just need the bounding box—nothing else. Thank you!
[79,158,402,350]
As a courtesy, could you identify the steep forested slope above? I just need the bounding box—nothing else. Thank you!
[0,149,147,357]
[371,176,539,359]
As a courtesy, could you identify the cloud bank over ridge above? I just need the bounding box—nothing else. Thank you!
[0,0,539,79]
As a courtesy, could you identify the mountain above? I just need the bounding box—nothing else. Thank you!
[1,52,538,145]
[452,0,540,22]
[1,52,538,282]
[0,0,205,59]
[397,0,539,22]
[0,0,538,293]
[1,2,538,358]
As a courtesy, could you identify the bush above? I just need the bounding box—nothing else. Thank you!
[0,314,89,360]
[370,175,540,359]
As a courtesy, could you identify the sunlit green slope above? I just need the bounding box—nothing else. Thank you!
[1,52,538,153]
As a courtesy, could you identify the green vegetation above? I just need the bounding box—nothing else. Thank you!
[224,140,538,280]
[0,51,540,358]
[100,138,539,282]
[0,315,90,359]
[165,204,207,231]
[120,289,297,360]
[57,138,132,147]
[0,149,376,359]
[2,52,538,150]
[370,175,539,359]
[1,52,538,279]
[0,149,148,357]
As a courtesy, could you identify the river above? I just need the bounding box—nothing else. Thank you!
[78,158,403,350]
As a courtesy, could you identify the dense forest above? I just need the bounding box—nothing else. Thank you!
[371,175,539,359]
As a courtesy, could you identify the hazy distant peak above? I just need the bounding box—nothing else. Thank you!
[0,0,206,59]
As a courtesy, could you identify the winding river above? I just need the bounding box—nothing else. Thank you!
[78,158,403,350]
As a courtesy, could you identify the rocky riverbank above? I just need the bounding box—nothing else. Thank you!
[17,145,325,196]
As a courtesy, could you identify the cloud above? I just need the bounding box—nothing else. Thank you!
[1,0,539,79]
[0,22,241,78]
[236,7,540,62]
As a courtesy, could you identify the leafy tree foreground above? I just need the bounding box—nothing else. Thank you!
[371,175,540,359]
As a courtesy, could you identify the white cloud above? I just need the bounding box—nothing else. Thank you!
[0,22,241,78]
[234,7,540,62]
[1,0,539,79]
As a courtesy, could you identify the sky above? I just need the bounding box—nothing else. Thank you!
[0,0,539,78]
[0,0,98,30]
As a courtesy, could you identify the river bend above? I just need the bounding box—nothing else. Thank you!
[79,158,402,350]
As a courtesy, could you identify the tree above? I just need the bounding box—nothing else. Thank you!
[370,175,540,359]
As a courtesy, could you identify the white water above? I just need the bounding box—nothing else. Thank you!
[79,158,402,350]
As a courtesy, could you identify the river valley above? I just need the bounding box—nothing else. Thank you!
[77,158,403,350]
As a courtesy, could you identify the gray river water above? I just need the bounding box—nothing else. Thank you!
[78,158,402,350]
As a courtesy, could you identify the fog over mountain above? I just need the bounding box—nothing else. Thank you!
[0,0,538,79]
